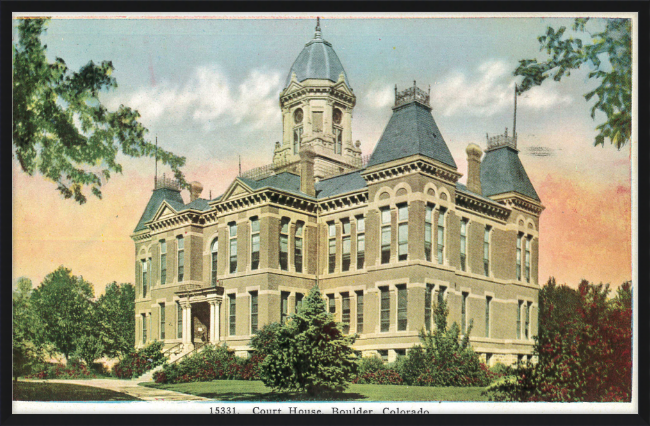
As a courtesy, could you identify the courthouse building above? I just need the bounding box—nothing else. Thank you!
[131,20,544,365]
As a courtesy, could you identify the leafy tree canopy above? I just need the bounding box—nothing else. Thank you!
[515,18,631,149]
[96,282,135,358]
[13,18,187,204]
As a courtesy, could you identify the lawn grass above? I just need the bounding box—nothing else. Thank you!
[141,380,488,401]
[13,381,140,401]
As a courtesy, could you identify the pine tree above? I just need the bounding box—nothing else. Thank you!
[259,285,358,397]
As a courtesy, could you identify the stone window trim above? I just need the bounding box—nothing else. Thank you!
[341,218,352,272]
[249,290,259,335]
[327,221,337,274]
[379,206,392,265]
[228,222,238,275]
[159,239,167,286]
[459,217,470,273]
[397,203,409,262]
[437,207,447,266]
[250,216,260,271]
[159,302,166,340]
[355,215,366,271]
[483,225,492,278]
[280,217,291,271]
[176,235,185,283]
[210,237,219,286]
[294,220,305,274]
[227,291,237,337]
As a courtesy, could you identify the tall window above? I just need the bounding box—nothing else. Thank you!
[328,294,336,314]
[516,300,523,339]
[516,233,523,281]
[328,222,336,273]
[485,296,491,338]
[424,205,433,261]
[295,293,304,312]
[141,259,148,298]
[160,240,167,285]
[525,301,531,339]
[177,303,182,339]
[460,218,468,271]
[228,294,236,336]
[211,238,219,286]
[483,226,491,277]
[341,293,350,334]
[424,284,433,331]
[142,314,147,344]
[356,291,364,333]
[437,208,446,264]
[229,223,237,274]
[398,204,408,262]
[295,222,304,273]
[334,128,342,154]
[293,127,303,154]
[461,292,469,334]
[397,284,408,331]
[251,217,260,270]
[177,236,184,282]
[525,237,531,283]
[356,216,365,269]
[380,286,390,332]
[437,285,447,306]
[159,303,165,340]
[341,219,351,272]
[250,291,258,334]
[381,208,391,264]
[147,258,151,291]
[281,292,289,324]
[280,218,289,271]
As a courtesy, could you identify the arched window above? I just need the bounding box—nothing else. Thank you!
[211,238,218,286]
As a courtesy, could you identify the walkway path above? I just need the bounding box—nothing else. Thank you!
[28,378,210,401]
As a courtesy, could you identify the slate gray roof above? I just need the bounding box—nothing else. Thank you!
[238,173,309,198]
[480,146,540,201]
[284,37,350,89]
[182,198,211,212]
[133,188,185,233]
[366,102,457,169]
[455,182,509,208]
[315,170,367,199]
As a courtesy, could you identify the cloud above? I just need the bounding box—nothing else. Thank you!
[364,84,394,109]
[105,65,283,132]
[431,60,573,117]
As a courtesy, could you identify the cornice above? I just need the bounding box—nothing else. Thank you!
[455,191,511,222]
[317,189,369,214]
[361,157,462,186]
[490,192,545,216]
[280,86,356,109]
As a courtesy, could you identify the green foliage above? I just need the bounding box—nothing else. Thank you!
[353,357,403,385]
[249,322,282,358]
[13,277,47,380]
[12,18,187,204]
[30,266,96,361]
[26,358,97,380]
[96,282,135,358]
[485,279,632,401]
[515,18,631,149]
[259,285,358,396]
[112,341,167,379]
[73,335,104,367]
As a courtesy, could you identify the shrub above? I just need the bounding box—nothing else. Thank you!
[25,358,97,380]
[357,355,386,377]
[113,341,167,379]
[353,369,403,385]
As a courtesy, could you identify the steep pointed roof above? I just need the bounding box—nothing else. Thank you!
[366,101,457,169]
[133,188,185,233]
[480,145,540,201]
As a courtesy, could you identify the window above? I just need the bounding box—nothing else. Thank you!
[356,291,364,333]
[147,258,151,292]
[395,349,406,358]
[425,205,433,261]
[328,294,336,314]
[250,291,258,334]
[141,259,148,298]
[397,284,408,331]
[516,233,523,281]
[293,127,303,154]
[525,237,531,283]
[295,222,303,273]
[485,296,491,338]
[281,292,289,324]
[177,236,184,282]
[211,238,219,286]
[159,304,165,340]
[381,208,391,264]
[437,285,447,306]
[437,208,446,264]
[341,293,350,334]
[280,218,289,271]
[251,217,260,270]
[229,223,237,274]
[378,349,388,362]
[341,219,351,272]
[460,219,468,271]
[424,284,433,331]
[461,292,469,334]
[398,204,408,262]
[380,286,390,332]
[160,240,167,285]
[525,301,531,339]
[328,222,336,273]
[517,300,523,339]
[334,128,342,154]
[142,314,147,344]
[228,294,237,336]
[483,226,491,277]
[356,216,365,269]
[295,293,304,312]
[177,303,182,339]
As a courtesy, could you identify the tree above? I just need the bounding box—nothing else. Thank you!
[30,266,96,361]
[74,335,104,367]
[12,18,187,204]
[95,282,135,358]
[13,277,45,381]
[515,18,631,149]
[258,286,358,396]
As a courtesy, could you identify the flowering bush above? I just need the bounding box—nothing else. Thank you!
[113,341,167,379]
[25,358,96,379]
[353,368,403,385]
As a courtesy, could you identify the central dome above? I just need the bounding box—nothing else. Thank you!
[284,20,351,89]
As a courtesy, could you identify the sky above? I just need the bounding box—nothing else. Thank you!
[12,13,634,296]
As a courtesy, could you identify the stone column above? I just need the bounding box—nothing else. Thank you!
[209,301,216,343]
[214,301,221,343]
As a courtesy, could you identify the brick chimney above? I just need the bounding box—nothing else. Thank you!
[299,145,316,197]
[465,144,483,195]
[189,181,203,202]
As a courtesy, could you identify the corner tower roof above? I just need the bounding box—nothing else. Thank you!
[284,18,351,89]
[480,145,540,201]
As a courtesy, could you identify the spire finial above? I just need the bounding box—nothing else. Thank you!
[314,17,322,39]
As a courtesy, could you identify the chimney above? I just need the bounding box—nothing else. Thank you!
[299,145,316,197]
[189,181,203,202]
[465,144,483,195]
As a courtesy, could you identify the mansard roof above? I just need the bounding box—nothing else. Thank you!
[366,102,457,169]
[133,187,185,233]
[480,145,540,202]
[315,170,367,199]
[238,172,307,198]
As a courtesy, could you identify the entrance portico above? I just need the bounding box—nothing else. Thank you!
[176,284,224,351]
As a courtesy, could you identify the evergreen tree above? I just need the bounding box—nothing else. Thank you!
[259,286,358,396]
